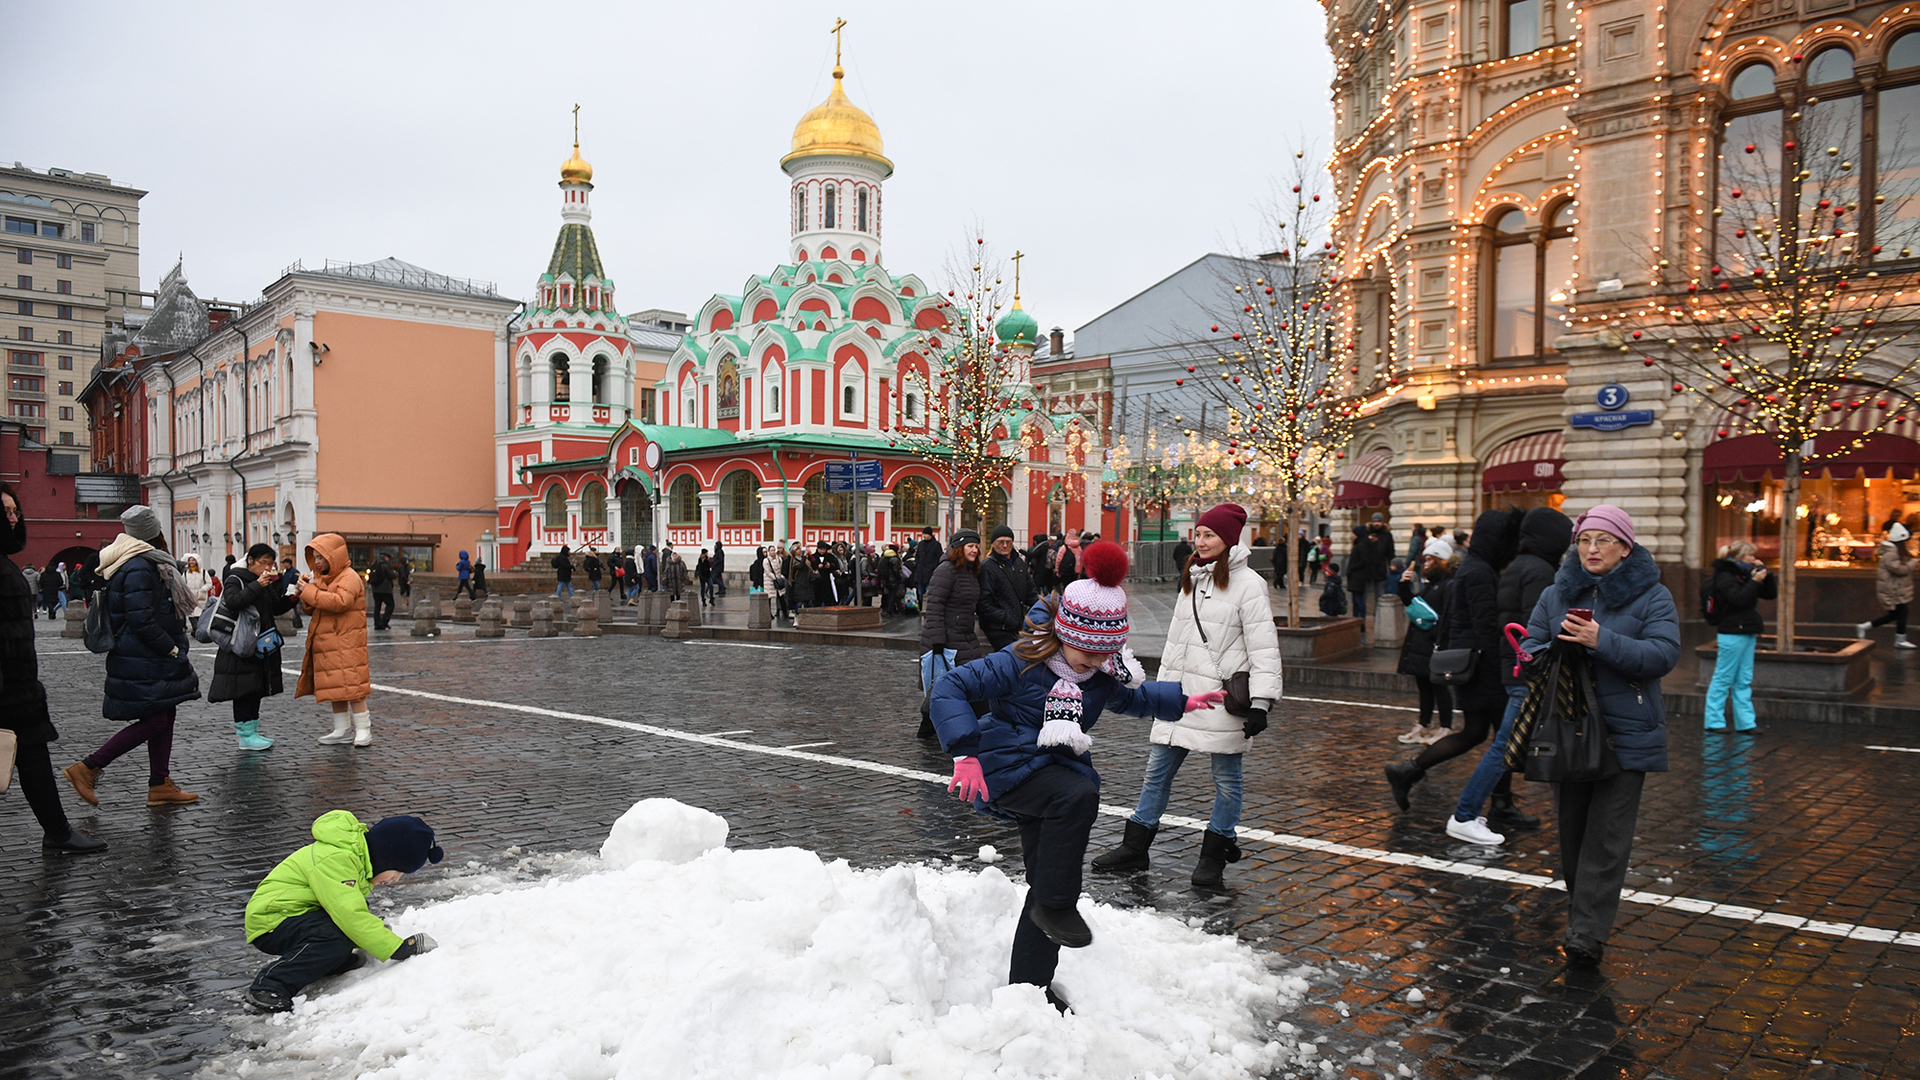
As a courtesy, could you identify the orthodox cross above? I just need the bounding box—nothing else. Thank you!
[572,103,580,143]
[1011,250,1024,300]
[831,17,847,66]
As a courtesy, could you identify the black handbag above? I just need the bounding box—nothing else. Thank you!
[1426,584,1479,685]
[1190,583,1254,716]
[1505,643,1620,783]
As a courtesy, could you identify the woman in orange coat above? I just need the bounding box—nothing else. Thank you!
[296,534,373,746]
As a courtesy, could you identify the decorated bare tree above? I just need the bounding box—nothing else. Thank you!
[1175,155,1398,625]
[1621,88,1920,650]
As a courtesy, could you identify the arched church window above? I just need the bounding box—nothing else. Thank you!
[668,475,699,524]
[803,473,856,524]
[552,356,571,402]
[580,481,607,529]
[825,185,837,229]
[904,392,920,422]
[796,187,807,231]
[893,476,936,527]
[720,470,761,523]
[857,188,869,232]
[591,356,608,404]
[766,380,782,419]
[842,384,857,415]
[543,484,568,530]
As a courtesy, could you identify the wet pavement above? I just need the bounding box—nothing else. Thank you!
[2,619,1917,1079]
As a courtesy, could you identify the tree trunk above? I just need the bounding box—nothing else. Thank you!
[1777,449,1802,653]
[1283,504,1302,627]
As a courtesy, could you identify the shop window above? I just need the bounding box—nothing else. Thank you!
[1709,472,1919,568]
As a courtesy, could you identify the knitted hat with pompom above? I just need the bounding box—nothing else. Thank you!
[1055,541,1130,653]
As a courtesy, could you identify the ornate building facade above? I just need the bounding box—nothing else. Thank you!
[1325,0,1920,615]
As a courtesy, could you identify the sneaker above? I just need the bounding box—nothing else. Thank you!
[1445,815,1505,846]
[246,986,292,1013]
[1395,723,1428,744]
[1857,621,1872,639]
[1419,726,1449,744]
[1899,638,1918,650]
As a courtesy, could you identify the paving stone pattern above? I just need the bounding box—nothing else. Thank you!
[1,621,1917,1079]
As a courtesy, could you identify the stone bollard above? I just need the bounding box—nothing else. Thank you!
[512,596,533,628]
[640,591,665,626]
[61,600,88,638]
[529,599,556,638]
[411,595,441,637]
[662,599,691,639]
[1372,589,1406,650]
[453,596,475,624]
[574,598,602,637]
[474,599,505,638]
[594,589,613,625]
[748,591,772,631]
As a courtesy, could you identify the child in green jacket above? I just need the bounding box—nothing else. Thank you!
[244,810,444,1012]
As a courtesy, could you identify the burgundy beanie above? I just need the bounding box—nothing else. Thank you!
[1195,503,1248,549]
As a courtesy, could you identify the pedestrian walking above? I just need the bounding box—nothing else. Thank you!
[912,527,943,609]
[1517,505,1680,966]
[813,541,839,606]
[1443,506,1572,845]
[1701,541,1776,733]
[296,533,374,748]
[42,560,65,618]
[243,812,443,1012]
[2,483,105,852]
[643,544,659,593]
[918,529,988,738]
[1092,504,1280,887]
[696,548,716,607]
[21,560,39,601]
[623,549,640,602]
[471,558,488,599]
[209,544,298,751]
[551,545,574,598]
[877,544,905,615]
[1052,528,1083,590]
[1347,513,1395,639]
[393,556,411,602]
[785,542,811,615]
[368,554,396,631]
[1856,522,1915,648]
[980,524,1038,649]
[661,545,686,602]
[182,554,212,610]
[713,540,728,598]
[62,505,203,809]
[584,549,604,593]
[1393,537,1455,746]
[1384,509,1523,815]
[453,550,475,600]
[929,540,1221,1009]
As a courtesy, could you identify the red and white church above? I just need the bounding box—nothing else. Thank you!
[492,51,1117,568]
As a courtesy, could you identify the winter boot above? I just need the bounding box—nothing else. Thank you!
[63,761,102,806]
[1028,902,1093,948]
[235,720,275,751]
[246,986,292,1013]
[42,829,107,854]
[146,778,199,806]
[1191,829,1243,888]
[351,709,373,748]
[1384,760,1426,812]
[1487,791,1540,831]
[1044,986,1072,1014]
[318,711,354,745]
[1091,819,1158,872]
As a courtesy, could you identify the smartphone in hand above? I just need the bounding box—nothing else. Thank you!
[1566,607,1593,622]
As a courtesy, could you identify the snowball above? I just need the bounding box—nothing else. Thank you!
[977,844,1004,864]
[599,798,729,868]
[1406,988,1425,1004]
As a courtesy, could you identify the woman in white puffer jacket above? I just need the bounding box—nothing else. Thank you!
[1093,503,1282,887]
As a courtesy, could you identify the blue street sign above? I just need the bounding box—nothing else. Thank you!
[1570,410,1656,432]
[824,460,884,492]
[1596,384,1631,410]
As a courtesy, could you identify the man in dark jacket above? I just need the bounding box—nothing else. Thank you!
[368,555,395,631]
[712,540,727,598]
[912,527,943,609]
[1171,534,1194,571]
[979,524,1037,649]
[552,545,574,598]
[1347,514,1396,637]
[1029,533,1058,594]
[393,556,411,601]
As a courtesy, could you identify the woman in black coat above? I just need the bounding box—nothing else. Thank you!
[209,543,298,751]
[1386,508,1523,811]
[917,530,986,737]
[1,483,104,852]
[1393,540,1455,743]
[64,505,202,808]
[40,559,63,619]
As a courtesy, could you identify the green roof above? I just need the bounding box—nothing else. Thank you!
[547,223,606,282]
[996,305,1040,346]
[635,423,741,451]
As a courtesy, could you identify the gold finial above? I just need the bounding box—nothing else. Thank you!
[561,105,593,184]
[572,103,580,145]
[831,17,847,76]
[1011,250,1025,308]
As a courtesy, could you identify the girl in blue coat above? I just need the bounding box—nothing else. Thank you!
[930,542,1222,1007]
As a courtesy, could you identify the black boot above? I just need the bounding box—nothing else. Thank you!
[41,829,107,855]
[1384,760,1426,812]
[1191,829,1242,888]
[1091,819,1157,872]
[1488,791,1540,830]
[1029,902,1093,948]
[1044,985,1072,1014]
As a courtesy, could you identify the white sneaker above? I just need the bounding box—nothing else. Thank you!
[1857,621,1872,639]
[1446,816,1505,846]
[1898,638,1918,650]
[1396,723,1428,744]
[1420,726,1449,744]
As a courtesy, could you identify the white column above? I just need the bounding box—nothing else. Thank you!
[291,304,317,447]
[494,326,511,433]
[697,490,721,548]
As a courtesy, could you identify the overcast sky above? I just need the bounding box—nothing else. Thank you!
[4,1,1333,339]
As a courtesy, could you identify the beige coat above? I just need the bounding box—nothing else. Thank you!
[296,533,370,703]
[1151,545,1284,755]
[1876,540,1914,610]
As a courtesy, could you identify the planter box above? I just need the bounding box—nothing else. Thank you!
[1694,637,1875,700]
[796,606,884,632]
[1272,615,1366,662]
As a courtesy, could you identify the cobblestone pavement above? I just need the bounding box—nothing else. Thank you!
[2,620,1917,1079]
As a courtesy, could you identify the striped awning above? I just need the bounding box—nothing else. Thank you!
[1706,387,1920,482]
[1333,447,1393,508]
[1482,431,1566,492]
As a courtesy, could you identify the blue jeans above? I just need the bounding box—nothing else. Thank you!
[1454,684,1530,822]
[1128,743,1244,838]
[555,582,574,597]
[920,648,957,695]
[1704,632,1759,730]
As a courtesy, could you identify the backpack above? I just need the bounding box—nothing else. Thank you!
[1700,576,1723,626]
[82,578,116,654]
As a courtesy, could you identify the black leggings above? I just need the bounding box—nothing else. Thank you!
[1870,602,1909,634]
[14,738,74,841]
[1415,678,1453,729]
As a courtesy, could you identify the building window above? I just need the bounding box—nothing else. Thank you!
[58,406,72,420]
[640,387,656,424]
[1503,0,1539,56]
[795,187,807,231]
[682,384,696,425]
[10,375,42,392]
[15,276,28,290]
[57,355,70,369]
[857,187,869,232]
[9,351,42,366]
[842,385,857,415]
[13,249,28,264]
[543,484,568,529]
[58,431,72,445]
[39,223,61,239]
[56,331,70,345]
[56,280,69,294]
[668,474,699,524]
[904,391,920,422]
[58,381,70,394]
[1487,205,1572,360]
[551,355,570,401]
[17,327,31,341]
[10,403,43,418]
[56,305,71,320]
[80,224,94,243]
[825,184,837,229]
[893,475,937,527]
[580,481,607,529]
[55,253,69,269]
[4,218,33,235]
[766,380,782,419]
[16,301,30,316]
[803,473,856,524]
[720,469,761,522]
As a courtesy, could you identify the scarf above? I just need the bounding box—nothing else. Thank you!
[1040,646,1147,729]
[98,533,199,622]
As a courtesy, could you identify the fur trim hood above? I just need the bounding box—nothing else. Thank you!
[1554,542,1662,607]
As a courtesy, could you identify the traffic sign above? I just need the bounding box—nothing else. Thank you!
[824,460,884,492]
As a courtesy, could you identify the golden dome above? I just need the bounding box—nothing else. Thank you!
[560,141,593,185]
[782,67,892,175]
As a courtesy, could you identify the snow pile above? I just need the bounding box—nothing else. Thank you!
[599,798,728,868]
[219,800,1302,1080]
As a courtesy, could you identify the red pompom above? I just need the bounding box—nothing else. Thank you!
[1078,541,1129,588]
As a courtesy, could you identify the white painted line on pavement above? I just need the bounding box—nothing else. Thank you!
[709,730,754,737]
[1866,745,1920,754]
[676,640,793,650]
[782,741,837,750]
[323,674,1920,952]
[1286,694,1419,713]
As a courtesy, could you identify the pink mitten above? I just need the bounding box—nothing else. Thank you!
[1184,690,1228,713]
[948,756,990,801]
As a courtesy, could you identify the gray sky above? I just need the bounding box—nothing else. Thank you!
[4,1,1333,339]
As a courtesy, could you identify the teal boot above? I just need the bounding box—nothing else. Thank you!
[235,720,275,750]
